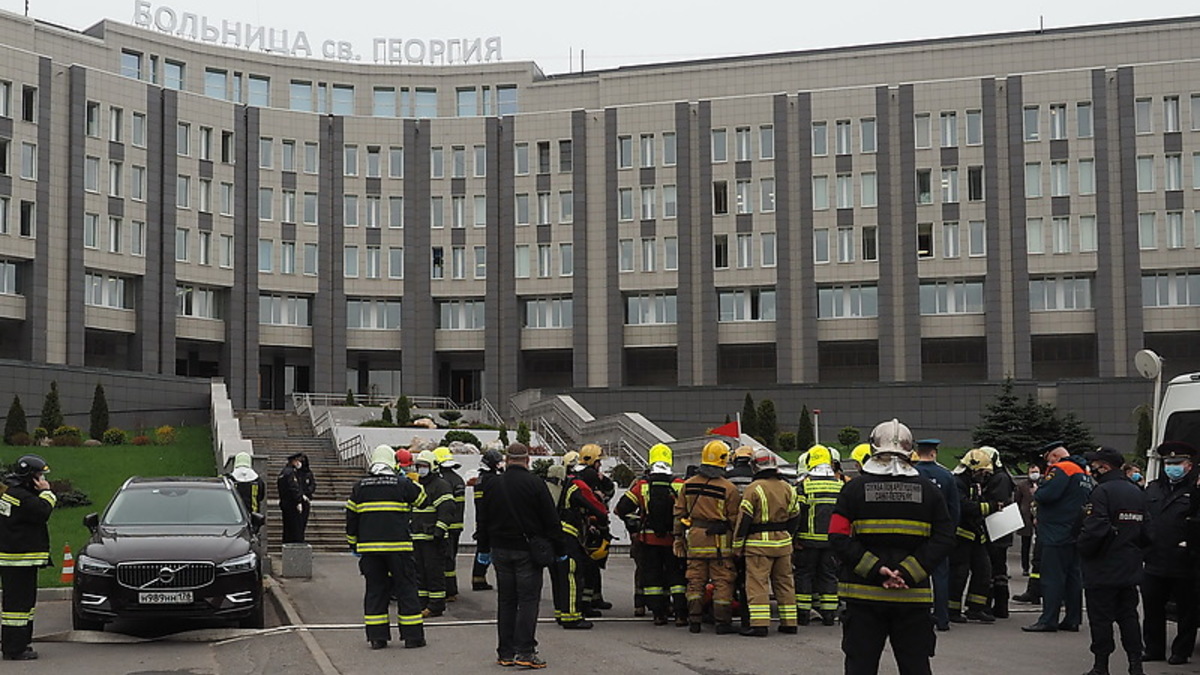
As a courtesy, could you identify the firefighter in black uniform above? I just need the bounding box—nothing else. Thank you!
[1141,441,1197,666]
[829,419,955,675]
[435,447,467,601]
[549,457,609,626]
[1078,447,1148,675]
[346,445,427,650]
[227,451,266,514]
[575,444,615,611]
[949,449,1002,623]
[978,447,1016,620]
[615,444,686,626]
[471,448,504,591]
[411,450,455,617]
[0,455,55,661]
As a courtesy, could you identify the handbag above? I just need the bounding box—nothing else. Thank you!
[500,476,556,568]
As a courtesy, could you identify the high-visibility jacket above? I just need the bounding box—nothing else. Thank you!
[0,477,55,567]
[346,471,426,554]
[673,469,741,558]
[557,477,608,544]
[615,474,683,546]
[954,473,998,543]
[411,474,455,541]
[441,467,466,532]
[797,474,843,546]
[733,475,800,556]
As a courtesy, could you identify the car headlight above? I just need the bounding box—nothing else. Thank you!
[217,552,258,574]
[77,554,115,576]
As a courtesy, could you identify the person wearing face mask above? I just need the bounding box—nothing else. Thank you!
[1015,461,1043,578]
[410,450,455,618]
[1141,441,1197,666]
[1122,464,1144,487]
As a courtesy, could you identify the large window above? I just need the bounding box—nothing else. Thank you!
[625,293,677,325]
[718,288,776,322]
[818,284,878,318]
[347,298,401,329]
[1031,276,1092,311]
[523,297,573,328]
[176,284,223,319]
[438,300,486,329]
[85,273,131,309]
[919,280,984,315]
[1143,271,1200,307]
[259,294,311,326]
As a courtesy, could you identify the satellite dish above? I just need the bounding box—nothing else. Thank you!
[1134,349,1162,380]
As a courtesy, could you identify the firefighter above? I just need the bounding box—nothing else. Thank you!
[795,445,843,626]
[434,446,466,601]
[949,448,1001,623]
[734,448,801,637]
[978,446,1016,619]
[227,451,266,514]
[346,445,427,650]
[574,444,614,611]
[0,455,54,661]
[548,456,608,627]
[395,447,417,482]
[616,444,686,626]
[725,444,756,627]
[829,419,955,675]
[471,448,505,591]
[410,450,455,617]
[674,440,741,634]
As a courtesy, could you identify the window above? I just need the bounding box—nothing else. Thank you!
[939,112,957,147]
[515,244,530,278]
[812,122,828,156]
[248,75,270,107]
[84,273,131,309]
[1077,102,1094,138]
[1193,95,1200,131]
[516,193,530,224]
[1049,104,1067,140]
[204,69,227,100]
[713,234,729,269]
[640,238,656,272]
[331,85,354,116]
[344,145,359,176]
[83,213,98,249]
[718,288,776,322]
[761,178,776,213]
[474,145,487,177]
[617,136,632,169]
[861,118,877,153]
[199,127,212,160]
[108,161,123,196]
[1080,215,1098,252]
[368,147,383,178]
[414,88,437,118]
[942,221,960,258]
[177,122,190,156]
[1137,156,1155,192]
[451,146,465,178]
[523,297,573,328]
[734,127,751,161]
[0,198,6,235]
[346,298,401,330]
[1167,211,1185,249]
[735,233,752,268]
[132,112,146,147]
[84,156,100,192]
[108,107,123,142]
[257,186,272,220]
[221,183,235,216]
[641,134,656,167]
[302,142,318,173]
[1025,162,1042,198]
[834,120,852,155]
[20,86,36,122]
[177,228,191,262]
[198,178,211,212]
[861,172,877,207]
[757,232,776,268]
[625,293,677,325]
[837,226,855,263]
[1139,212,1157,250]
[836,174,853,209]
[641,187,657,219]
[535,142,552,175]
[967,166,984,201]
[1050,161,1069,197]
[813,175,829,210]
[18,201,33,238]
[438,300,486,330]
[1166,154,1182,191]
[222,131,235,164]
[917,223,934,259]
[131,221,145,257]
[966,110,982,146]
[558,140,573,173]
[388,196,403,228]
[713,181,728,215]
[344,245,359,278]
[1031,276,1093,311]
[818,285,879,319]
[916,169,932,205]
[941,167,959,203]
[85,102,100,137]
[1136,98,1153,134]
[662,185,677,220]
[515,143,529,175]
[388,247,403,279]
[1023,106,1039,141]
[475,246,488,278]
[453,196,466,228]
[365,246,381,279]
[663,132,677,166]
[664,237,678,270]
[1052,217,1071,254]
[813,229,830,263]
[259,294,311,327]
[862,226,878,261]
[558,191,573,224]
[1079,159,1096,195]
[221,234,235,269]
[20,142,35,180]
[259,137,273,169]
[711,128,727,162]
[431,196,444,228]
[280,140,295,171]
[760,125,775,160]
[0,81,8,118]
[164,61,184,90]
[736,180,752,214]
[919,280,984,315]
[389,147,404,178]
[120,50,143,79]
[1027,217,1044,254]
[914,113,931,148]
[456,87,477,117]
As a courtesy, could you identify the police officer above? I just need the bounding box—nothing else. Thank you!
[411,450,455,617]
[471,448,504,591]
[674,440,741,634]
[913,438,959,632]
[794,445,843,626]
[829,419,955,675]
[1141,441,1197,665]
[1024,440,1094,633]
[734,448,801,637]
[346,445,427,650]
[434,447,466,601]
[0,455,55,661]
[615,444,686,626]
[1078,447,1148,675]
[277,452,308,543]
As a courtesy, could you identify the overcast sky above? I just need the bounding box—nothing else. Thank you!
[6,0,1199,75]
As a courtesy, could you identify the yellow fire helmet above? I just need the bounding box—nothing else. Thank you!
[961,448,994,472]
[648,443,673,467]
[561,450,579,467]
[851,443,872,465]
[433,446,459,468]
[732,445,756,461]
[579,443,603,466]
[701,440,731,468]
[806,445,833,470]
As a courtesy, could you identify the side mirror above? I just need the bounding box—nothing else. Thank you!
[83,512,99,532]
[250,512,266,532]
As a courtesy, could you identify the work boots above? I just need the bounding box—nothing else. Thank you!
[991,584,1010,619]
[1082,655,1109,675]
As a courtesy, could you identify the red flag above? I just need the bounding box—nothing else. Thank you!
[709,420,740,437]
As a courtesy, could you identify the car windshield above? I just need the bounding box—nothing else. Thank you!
[104,486,244,527]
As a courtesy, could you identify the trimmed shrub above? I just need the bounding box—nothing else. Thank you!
[155,425,176,445]
[531,458,553,479]
[102,428,127,445]
[344,389,356,406]
[50,479,92,508]
[395,396,412,426]
[441,410,463,424]
[777,431,797,455]
[32,427,48,441]
[517,421,531,446]
[131,434,152,446]
[382,405,394,425]
[5,395,27,445]
[499,425,510,447]
[837,426,861,451]
[51,425,83,446]
[39,381,64,434]
[8,431,31,446]
[89,384,110,441]
[440,429,482,448]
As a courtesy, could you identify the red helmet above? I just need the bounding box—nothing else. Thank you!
[395,448,414,467]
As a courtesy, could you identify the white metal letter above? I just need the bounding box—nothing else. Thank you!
[292,31,312,58]
[388,39,403,64]
[372,38,386,63]
[222,20,241,47]
[446,39,461,64]
[429,39,445,65]
[176,12,197,38]
[153,6,177,32]
[200,16,220,42]
[484,36,501,62]
[245,25,265,51]
[463,38,481,63]
[337,41,354,61]
[404,39,426,63]
[133,0,152,27]
[267,28,289,53]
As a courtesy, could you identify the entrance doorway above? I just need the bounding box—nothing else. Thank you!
[449,369,481,405]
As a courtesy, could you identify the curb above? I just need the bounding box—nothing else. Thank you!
[37,587,73,602]
[265,576,341,675]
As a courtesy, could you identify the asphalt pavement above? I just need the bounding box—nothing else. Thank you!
[23,552,1194,674]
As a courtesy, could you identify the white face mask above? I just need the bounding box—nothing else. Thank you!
[417,466,430,477]
[1029,472,1041,482]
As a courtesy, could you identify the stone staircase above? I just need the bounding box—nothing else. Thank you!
[237,411,365,553]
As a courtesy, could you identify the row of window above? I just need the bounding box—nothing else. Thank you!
[0,198,37,238]
[0,81,39,123]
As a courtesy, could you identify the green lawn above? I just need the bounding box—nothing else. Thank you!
[1,425,216,587]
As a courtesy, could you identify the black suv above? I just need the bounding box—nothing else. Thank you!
[72,476,266,631]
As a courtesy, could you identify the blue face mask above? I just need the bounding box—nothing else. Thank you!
[1164,464,1187,480]
[1130,472,1142,483]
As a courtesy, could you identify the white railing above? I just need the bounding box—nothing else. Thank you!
[536,416,569,454]
[616,438,649,471]
[293,391,459,409]
[312,409,335,437]
[510,391,671,469]
[462,397,504,427]
[338,433,369,467]
[211,379,253,470]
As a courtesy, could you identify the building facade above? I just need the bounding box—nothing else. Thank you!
[1,12,1199,409]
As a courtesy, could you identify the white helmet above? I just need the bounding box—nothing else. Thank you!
[870,418,913,457]
[752,448,779,472]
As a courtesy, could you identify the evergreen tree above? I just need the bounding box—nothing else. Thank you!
[1059,411,1096,458]
[741,393,758,439]
[517,421,531,447]
[395,395,412,426]
[499,425,510,447]
[797,404,815,452]
[1133,405,1152,459]
[972,378,1035,467]
[89,383,110,441]
[39,381,63,433]
[837,426,861,452]
[4,395,27,445]
[382,405,393,425]
[756,399,778,449]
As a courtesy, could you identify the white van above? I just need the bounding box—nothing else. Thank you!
[1152,372,1200,476]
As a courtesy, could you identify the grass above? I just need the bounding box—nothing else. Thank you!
[781,446,972,468]
[0,426,216,587]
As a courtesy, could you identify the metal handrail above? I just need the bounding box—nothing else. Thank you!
[313,409,335,437]
[536,416,569,455]
[338,434,369,467]
[617,438,649,471]
[462,397,504,427]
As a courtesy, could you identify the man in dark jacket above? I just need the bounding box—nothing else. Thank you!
[477,443,565,670]
[1078,447,1148,675]
[0,455,55,661]
[1024,440,1094,633]
[914,439,959,632]
[471,448,504,591]
[1141,441,1197,665]
[277,453,308,543]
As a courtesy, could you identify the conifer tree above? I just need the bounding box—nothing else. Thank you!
[4,395,27,444]
[89,383,110,441]
[39,381,63,433]
[756,399,778,449]
[797,404,815,453]
[740,393,758,439]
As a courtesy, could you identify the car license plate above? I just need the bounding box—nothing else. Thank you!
[138,591,193,604]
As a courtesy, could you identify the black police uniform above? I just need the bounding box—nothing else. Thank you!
[1078,461,1148,675]
[277,458,307,543]
[0,470,55,659]
[1141,455,1197,664]
[346,468,427,647]
[983,468,1016,618]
